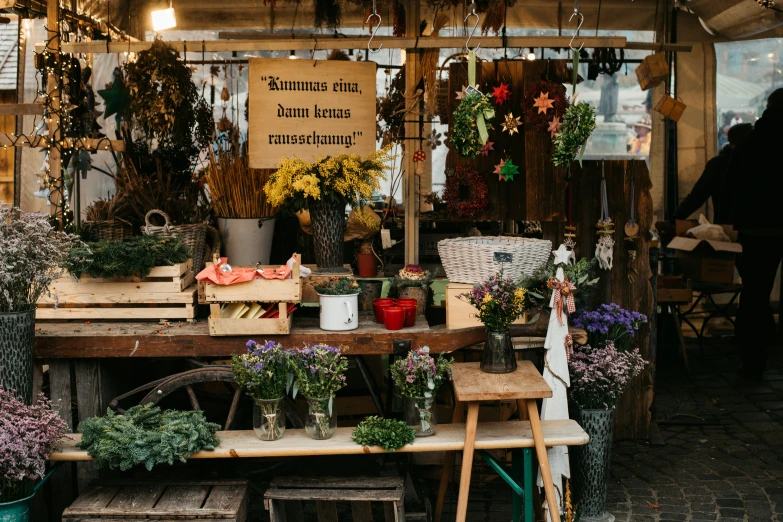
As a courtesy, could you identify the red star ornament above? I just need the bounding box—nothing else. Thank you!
[491,83,512,105]
[481,141,495,156]
[533,91,555,115]
[493,159,507,181]
[547,116,563,139]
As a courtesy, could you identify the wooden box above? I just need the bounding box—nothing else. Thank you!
[657,276,693,304]
[655,94,687,122]
[446,283,526,330]
[265,477,404,522]
[37,260,197,321]
[635,52,669,91]
[208,302,294,336]
[301,265,354,303]
[63,480,248,522]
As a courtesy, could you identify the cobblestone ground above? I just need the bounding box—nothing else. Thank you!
[608,338,783,522]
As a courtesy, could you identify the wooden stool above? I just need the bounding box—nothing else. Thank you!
[434,361,559,522]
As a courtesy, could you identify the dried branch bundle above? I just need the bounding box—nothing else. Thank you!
[204,143,276,219]
[84,194,128,222]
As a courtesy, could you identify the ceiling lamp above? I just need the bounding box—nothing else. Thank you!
[527,48,537,60]
[151,3,177,32]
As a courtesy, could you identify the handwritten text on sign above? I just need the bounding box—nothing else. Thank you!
[248,58,376,168]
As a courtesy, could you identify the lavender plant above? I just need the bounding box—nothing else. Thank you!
[0,387,68,502]
[459,272,527,332]
[0,205,88,312]
[570,303,648,350]
[290,344,348,439]
[568,342,646,410]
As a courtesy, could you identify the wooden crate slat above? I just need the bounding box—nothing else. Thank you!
[38,287,198,305]
[265,489,403,503]
[153,486,215,513]
[105,484,166,511]
[36,305,195,320]
[202,486,247,513]
[208,313,292,336]
[202,257,301,304]
[64,486,121,511]
[49,279,186,295]
[271,477,404,490]
[65,261,192,283]
[147,260,192,278]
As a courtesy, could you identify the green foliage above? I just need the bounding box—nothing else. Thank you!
[552,102,597,167]
[451,92,495,158]
[65,235,191,279]
[314,277,361,295]
[351,416,416,451]
[76,405,220,471]
[520,256,600,311]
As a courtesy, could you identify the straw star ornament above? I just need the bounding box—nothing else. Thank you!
[502,113,523,135]
[481,141,495,156]
[533,91,555,114]
[548,116,563,139]
[493,159,507,180]
[499,158,519,181]
[491,83,512,105]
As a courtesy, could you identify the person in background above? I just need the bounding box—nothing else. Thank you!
[628,114,652,155]
[673,123,753,222]
[722,88,783,381]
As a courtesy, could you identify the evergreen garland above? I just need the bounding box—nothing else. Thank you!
[552,102,597,168]
[351,416,416,451]
[65,235,191,279]
[519,256,600,311]
[76,405,220,471]
[451,92,495,158]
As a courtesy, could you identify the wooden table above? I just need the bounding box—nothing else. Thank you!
[435,361,560,522]
[34,315,587,358]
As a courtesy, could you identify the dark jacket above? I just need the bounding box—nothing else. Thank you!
[674,146,733,222]
[722,109,783,231]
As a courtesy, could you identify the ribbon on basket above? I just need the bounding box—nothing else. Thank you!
[467,51,494,145]
[547,276,576,325]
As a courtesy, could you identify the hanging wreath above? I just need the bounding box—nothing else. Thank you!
[552,103,597,168]
[522,80,570,131]
[451,92,495,158]
[443,166,489,218]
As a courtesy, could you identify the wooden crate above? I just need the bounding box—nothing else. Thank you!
[208,302,294,336]
[301,264,354,304]
[635,52,669,91]
[446,283,526,330]
[657,276,693,304]
[37,260,197,321]
[63,480,248,522]
[200,256,301,304]
[265,476,404,522]
[655,94,687,122]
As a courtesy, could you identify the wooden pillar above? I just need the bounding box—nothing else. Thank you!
[46,0,62,218]
[403,0,421,264]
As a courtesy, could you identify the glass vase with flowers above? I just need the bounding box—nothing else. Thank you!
[391,347,453,436]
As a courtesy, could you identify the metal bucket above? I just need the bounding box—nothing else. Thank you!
[574,408,616,522]
[0,309,35,404]
[0,464,60,522]
[217,217,276,266]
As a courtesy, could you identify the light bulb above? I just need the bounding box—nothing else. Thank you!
[151,7,177,31]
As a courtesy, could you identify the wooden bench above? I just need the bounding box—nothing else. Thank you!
[51,421,588,461]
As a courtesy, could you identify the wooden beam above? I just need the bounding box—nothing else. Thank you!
[0,103,44,116]
[403,0,420,265]
[0,134,125,151]
[36,37,693,54]
[46,0,61,217]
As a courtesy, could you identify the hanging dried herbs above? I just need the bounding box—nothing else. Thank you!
[314,0,342,29]
[476,0,517,35]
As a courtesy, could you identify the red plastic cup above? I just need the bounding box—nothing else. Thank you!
[398,302,417,327]
[384,307,405,331]
[396,298,417,306]
[373,299,395,323]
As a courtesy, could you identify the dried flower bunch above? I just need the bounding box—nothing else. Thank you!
[391,347,453,399]
[264,147,392,228]
[0,387,68,502]
[290,344,349,401]
[232,340,292,401]
[571,303,648,351]
[314,277,361,296]
[0,205,87,312]
[459,272,527,332]
[568,341,646,410]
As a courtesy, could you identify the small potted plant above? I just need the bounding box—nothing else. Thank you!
[391,347,453,437]
[232,340,291,441]
[0,387,67,521]
[0,206,86,402]
[570,303,648,351]
[314,277,361,331]
[459,273,527,373]
[290,344,348,440]
[569,342,645,520]
[390,265,434,316]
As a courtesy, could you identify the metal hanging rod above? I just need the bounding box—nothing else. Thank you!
[36,36,692,54]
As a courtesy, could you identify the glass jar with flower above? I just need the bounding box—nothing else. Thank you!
[290,344,348,440]
[264,147,392,272]
[570,303,648,351]
[389,265,434,316]
[391,347,453,437]
[569,342,645,520]
[0,387,67,521]
[459,273,528,373]
[231,340,291,441]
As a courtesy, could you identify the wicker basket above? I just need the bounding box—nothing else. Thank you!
[438,236,552,284]
[83,219,134,241]
[142,209,209,272]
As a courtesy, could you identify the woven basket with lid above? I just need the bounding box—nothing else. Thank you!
[438,236,552,284]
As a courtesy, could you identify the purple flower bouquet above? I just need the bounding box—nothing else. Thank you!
[390,348,452,436]
[290,344,348,439]
[570,303,647,350]
[0,388,67,502]
[459,273,527,332]
[568,342,646,410]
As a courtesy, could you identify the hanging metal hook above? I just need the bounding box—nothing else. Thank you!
[464,1,480,52]
[366,0,382,53]
[569,0,585,51]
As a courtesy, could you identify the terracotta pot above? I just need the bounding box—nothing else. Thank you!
[373,299,395,323]
[398,302,417,327]
[384,307,405,331]
[398,286,429,316]
[356,252,377,277]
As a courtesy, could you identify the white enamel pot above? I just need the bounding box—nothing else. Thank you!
[318,293,359,331]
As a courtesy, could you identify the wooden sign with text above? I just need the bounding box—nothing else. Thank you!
[248,58,376,168]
